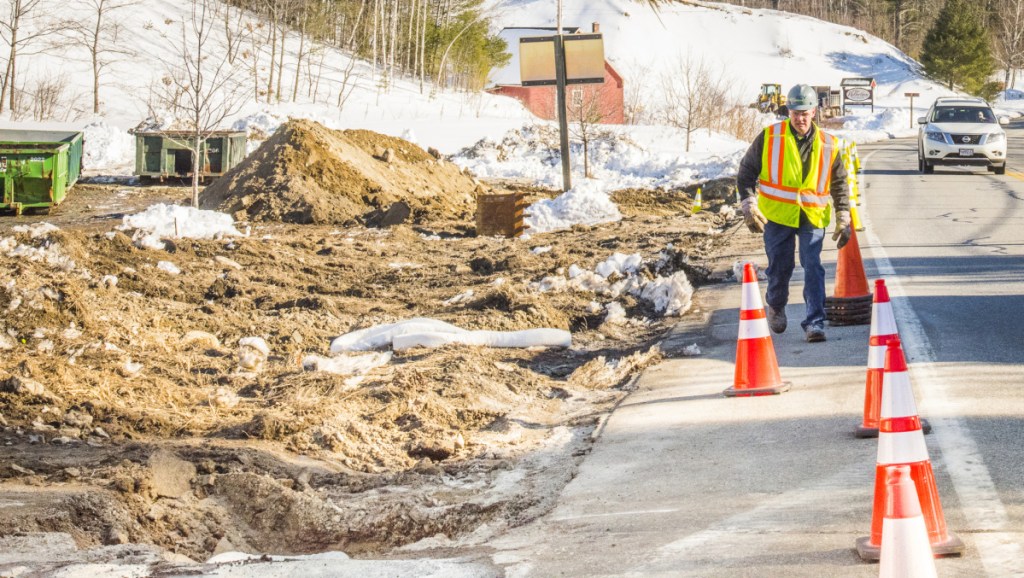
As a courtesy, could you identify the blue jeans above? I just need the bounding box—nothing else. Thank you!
[763,213,826,330]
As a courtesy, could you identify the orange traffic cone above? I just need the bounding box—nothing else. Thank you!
[825,228,873,325]
[878,465,939,578]
[723,262,791,397]
[856,338,964,560]
[856,279,898,438]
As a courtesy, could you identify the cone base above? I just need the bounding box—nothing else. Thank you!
[723,382,791,397]
[825,294,874,304]
[855,425,879,438]
[825,294,873,326]
[855,532,965,561]
[855,419,933,439]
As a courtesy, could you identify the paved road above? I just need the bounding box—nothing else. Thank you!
[486,127,1024,576]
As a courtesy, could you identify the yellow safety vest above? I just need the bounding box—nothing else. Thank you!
[757,121,838,228]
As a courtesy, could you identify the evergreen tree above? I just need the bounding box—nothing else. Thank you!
[920,0,995,94]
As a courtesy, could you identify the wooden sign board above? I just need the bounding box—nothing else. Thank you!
[520,34,605,86]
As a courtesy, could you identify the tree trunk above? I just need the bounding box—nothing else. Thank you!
[371,0,379,78]
[292,1,307,102]
[268,8,277,102]
[277,25,286,102]
[192,133,202,208]
[5,1,20,114]
[92,6,102,114]
[418,0,426,91]
[1,50,12,114]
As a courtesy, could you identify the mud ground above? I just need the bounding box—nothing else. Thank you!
[0,152,761,566]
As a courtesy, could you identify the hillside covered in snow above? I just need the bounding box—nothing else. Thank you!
[1,0,1019,183]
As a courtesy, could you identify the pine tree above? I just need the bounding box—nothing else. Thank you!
[920,0,995,95]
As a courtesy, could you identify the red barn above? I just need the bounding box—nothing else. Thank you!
[487,24,625,125]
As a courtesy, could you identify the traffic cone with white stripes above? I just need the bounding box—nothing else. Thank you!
[723,262,791,397]
[692,187,703,214]
[855,338,964,560]
[856,279,898,438]
[856,280,930,438]
[878,465,939,578]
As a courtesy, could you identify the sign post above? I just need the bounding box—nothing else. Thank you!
[841,77,876,115]
[904,92,920,129]
[553,35,571,192]
[520,33,605,192]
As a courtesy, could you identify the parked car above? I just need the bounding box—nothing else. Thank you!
[917,96,1008,175]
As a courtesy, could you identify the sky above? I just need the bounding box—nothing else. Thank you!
[4,0,1024,574]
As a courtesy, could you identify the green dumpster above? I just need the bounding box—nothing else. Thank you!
[0,130,83,215]
[133,130,247,182]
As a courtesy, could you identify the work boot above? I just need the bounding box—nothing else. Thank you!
[767,305,787,334]
[805,323,826,343]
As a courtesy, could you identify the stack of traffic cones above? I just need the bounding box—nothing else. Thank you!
[723,262,791,397]
[856,338,964,560]
[878,465,939,578]
[825,227,873,325]
[856,279,898,438]
[850,202,865,231]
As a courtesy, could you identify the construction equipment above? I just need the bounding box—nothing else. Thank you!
[752,83,787,116]
[813,85,843,119]
[0,130,83,215]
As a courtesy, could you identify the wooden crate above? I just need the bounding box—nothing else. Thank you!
[475,192,528,237]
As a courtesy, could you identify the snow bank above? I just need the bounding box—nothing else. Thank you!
[331,318,570,352]
[525,179,622,234]
[392,328,571,350]
[119,204,243,248]
[82,121,134,174]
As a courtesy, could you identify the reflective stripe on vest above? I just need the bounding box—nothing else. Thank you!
[757,121,837,228]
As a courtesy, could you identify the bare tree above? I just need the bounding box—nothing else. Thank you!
[60,0,138,114]
[241,19,267,101]
[291,0,307,101]
[261,0,281,102]
[159,0,249,207]
[335,1,367,110]
[0,0,56,114]
[622,59,654,124]
[659,53,734,152]
[219,0,249,65]
[566,84,616,178]
[995,0,1024,89]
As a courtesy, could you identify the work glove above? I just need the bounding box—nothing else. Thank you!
[740,196,767,234]
[832,210,852,249]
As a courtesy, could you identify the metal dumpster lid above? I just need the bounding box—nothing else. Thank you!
[0,129,83,144]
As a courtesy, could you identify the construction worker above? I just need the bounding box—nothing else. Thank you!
[737,84,851,343]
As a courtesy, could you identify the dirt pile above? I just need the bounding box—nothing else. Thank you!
[200,119,479,225]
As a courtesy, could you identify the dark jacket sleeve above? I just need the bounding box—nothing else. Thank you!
[829,149,850,213]
[736,132,765,201]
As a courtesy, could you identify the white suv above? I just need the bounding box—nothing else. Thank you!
[917,97,1008,174]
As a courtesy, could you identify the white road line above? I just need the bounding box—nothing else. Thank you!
[860,146,1022,576]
